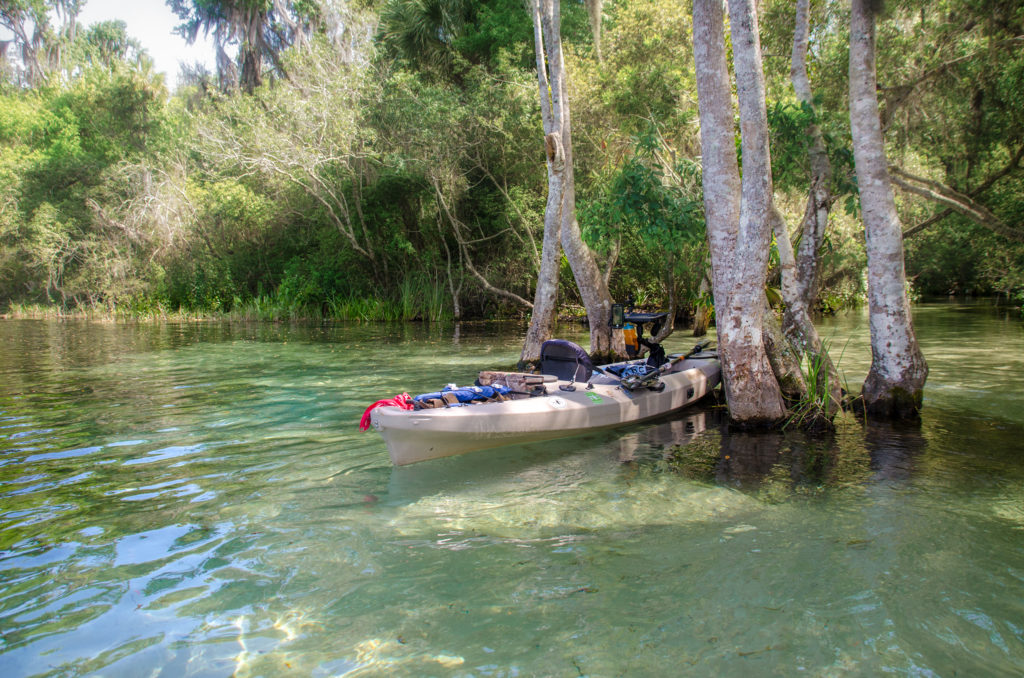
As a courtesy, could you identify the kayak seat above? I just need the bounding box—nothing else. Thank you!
[540,339,594,383]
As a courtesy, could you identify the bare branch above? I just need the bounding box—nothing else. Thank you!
[473,155,541,268]
[891,166,1024,242]
[901,145,1024,237]
[431,177,533,309]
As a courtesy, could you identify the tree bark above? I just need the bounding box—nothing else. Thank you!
[772,1,842,416]
[692,271,711,337]
[693,0,785,426]
[772,207,841,415]
[789,0,832,311]
[520,1,564,367]
[849,0,928,418]
[761,298,807,403]
[537,0,625,361]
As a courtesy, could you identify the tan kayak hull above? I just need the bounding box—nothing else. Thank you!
[370,358,720,465]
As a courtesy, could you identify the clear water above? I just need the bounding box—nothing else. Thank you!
[1,303,1023,676]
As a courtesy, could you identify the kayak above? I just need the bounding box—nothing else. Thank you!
[366,339,721,466]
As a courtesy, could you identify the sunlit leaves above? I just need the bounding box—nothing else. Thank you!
[766,98,856,204]
[582,127,704,266]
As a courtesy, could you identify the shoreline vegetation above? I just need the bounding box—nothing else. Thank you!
[2,2,1020,337]
[0,299,462,323]
[0,299,597,324]
[3,295,1016,326]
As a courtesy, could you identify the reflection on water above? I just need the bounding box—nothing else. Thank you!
[1,304,1024,676]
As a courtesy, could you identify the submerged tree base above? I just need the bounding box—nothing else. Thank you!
[785,408,837,434]
[516,358,541,373]
[588,349,631,366]
[851,384,924,421]
[724,416,789,433]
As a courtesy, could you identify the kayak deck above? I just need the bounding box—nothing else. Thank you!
[369,354,720,465]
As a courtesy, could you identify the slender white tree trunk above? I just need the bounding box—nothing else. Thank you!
[790,0,832,309]
[849,0,928,417]
[585,0,603,62]
[692,270,711,337]
[537,0,624,360]
[693,0,785,426]
[773,0,842,416]
[520,0,563,367]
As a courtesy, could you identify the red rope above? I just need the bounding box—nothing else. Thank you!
[359,393,414,431]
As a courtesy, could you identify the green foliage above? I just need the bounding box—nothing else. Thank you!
[2,0,1023,323]
[0,62,170,307]
[905,217,987,295]
[766,99,856,203]
[168,0,318,91]
[583,127,705,261]
[72,20,148,70]
[589,0,696,134]
[784,344,842,432]
[160,256,236,312]
[378,0,590,76]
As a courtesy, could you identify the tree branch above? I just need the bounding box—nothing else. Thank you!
[881,36,1024,130]
[431,177,533,309]
[473,155,541,268]
[899,144,1024,238]
[891,166,1024,242]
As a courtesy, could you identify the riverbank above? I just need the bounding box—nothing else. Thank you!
[1,297,487,323]
[0,300,594,324]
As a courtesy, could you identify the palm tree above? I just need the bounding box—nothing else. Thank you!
[377,0,470,74]
[168,0,313,92]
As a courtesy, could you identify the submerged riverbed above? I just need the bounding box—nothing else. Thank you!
[1,302,1023,676]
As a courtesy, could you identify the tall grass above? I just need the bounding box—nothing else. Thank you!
[327,295,401,321]
[391,271,452,322]
[419,273,451,322]
[3,272,457,323]
[5,301,205,322]
[784,339,849,432]
[326,276,453,322]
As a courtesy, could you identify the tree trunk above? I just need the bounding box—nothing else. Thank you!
[240,8,266,93]
[781,0,841,421]
[520,3,564,368]
[538,0,625,361]
[652,267,676,343]
[849,0,928,418]
[693,0,785,427]
[692,271,710,337]
[585,0,603,62]
[761,299,806,403]
[790,0,832,311]
[773,207,842,416]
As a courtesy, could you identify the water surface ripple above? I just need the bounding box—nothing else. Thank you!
[1,306,1023,676]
